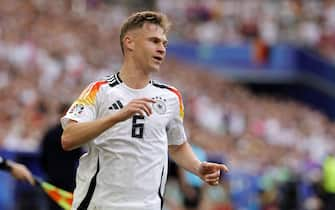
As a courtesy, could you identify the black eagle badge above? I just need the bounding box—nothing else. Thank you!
[152,96,167,115]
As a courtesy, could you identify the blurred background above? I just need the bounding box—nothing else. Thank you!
[1,0,335,210]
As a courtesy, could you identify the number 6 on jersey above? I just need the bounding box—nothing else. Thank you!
[131,115,145,138]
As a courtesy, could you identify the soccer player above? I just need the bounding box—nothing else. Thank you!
[61,11,229,210]
[0,155,35,185]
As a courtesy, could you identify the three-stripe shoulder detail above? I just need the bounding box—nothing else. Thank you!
[105,72,123,88]
[76,80,108,105]
[152,81,181,97]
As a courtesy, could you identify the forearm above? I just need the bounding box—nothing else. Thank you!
[168,142,201,176]
[62,114,123,151]
[62,97,156,151]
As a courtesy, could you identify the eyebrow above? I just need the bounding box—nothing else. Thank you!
[148,36,168,45]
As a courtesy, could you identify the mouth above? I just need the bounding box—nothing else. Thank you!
[152,56,163,63]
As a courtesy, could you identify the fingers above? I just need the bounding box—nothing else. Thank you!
[11,164,35,185]
[209,180,220,186]
[200,162,229,186]
[128,98,156,116]
[204,171,220,182]
[21,172,35,185]
[217,164,229,173]
[204,172,220,186]
[205,170,221,180]
[133,101,152,116]
[201,162,229,173]
[25,171,35,186]
[141,98,156,103]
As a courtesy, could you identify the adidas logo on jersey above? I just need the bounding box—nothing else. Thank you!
[109,100,123,110]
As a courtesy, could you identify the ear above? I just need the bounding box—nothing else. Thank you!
[123,35,135,52]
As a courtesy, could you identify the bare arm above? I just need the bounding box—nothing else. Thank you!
[62,114,123,151]
[169,142,229,186]
[62,98,155,151]
[169,142,202,176]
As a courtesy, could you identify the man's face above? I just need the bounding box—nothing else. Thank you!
[130,23,168,73]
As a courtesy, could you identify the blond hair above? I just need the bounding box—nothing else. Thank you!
[120,11,171,55]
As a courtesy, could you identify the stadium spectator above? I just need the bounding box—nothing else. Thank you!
[40,103,82,210]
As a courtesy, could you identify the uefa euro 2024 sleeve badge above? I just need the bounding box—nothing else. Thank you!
[152,96,167,115]
[69,103,85,116]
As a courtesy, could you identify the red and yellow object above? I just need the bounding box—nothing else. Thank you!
[35,177,73,210]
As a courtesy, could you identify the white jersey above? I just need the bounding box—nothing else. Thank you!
[61,73,187,210]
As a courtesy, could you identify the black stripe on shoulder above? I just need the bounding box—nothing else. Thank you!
[116,72,123,83]
[151,80,170,89]
[104,73,122,88]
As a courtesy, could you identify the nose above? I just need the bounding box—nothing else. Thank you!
[157,44,166,55]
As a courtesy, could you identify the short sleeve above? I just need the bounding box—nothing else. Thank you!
[166,87,187,145]
[61,81,107,128]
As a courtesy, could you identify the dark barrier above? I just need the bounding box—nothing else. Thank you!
[168,41,335,119]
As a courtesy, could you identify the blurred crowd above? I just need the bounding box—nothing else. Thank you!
[162,61,335,210]
[1,1,335,210]
[158,0,335,62]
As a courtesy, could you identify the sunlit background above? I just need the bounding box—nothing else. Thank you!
[1,0,335,210]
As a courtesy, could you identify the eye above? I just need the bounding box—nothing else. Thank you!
[148,37,168,48]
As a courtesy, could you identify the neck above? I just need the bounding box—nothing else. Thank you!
[119,59,151,89]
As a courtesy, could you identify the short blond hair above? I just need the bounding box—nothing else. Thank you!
[120,11,171,55]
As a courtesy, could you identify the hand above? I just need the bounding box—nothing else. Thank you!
[198,161,229,186]
[9,162,35,186]
[117,98,156,120]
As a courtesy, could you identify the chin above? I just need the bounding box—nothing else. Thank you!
[150,65,160,72]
